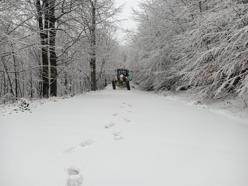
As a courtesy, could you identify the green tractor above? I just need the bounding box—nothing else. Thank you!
[112,69,132,90]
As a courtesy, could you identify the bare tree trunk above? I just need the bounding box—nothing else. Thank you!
[36,0,49,98]
[1,57,15,97]
[36,0,57,97]
[0,72,3,97]
[10,42,18,99]
[3,73,6,96]
[30,65,33,98]
[20,61,24,97]
[90,0,97,91]
[199,1,202,13]
[64,72,68,95]
[49,0,57,97]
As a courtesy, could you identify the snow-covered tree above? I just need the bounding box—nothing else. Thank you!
[128,0,248,105]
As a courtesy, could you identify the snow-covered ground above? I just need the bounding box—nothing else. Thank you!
[1,87,248,186]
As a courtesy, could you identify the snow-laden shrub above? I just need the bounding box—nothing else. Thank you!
[17,98,31,111]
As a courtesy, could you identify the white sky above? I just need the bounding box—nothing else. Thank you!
[114,0,140,44]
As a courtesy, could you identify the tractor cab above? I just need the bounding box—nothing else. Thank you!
[116,69,130,80]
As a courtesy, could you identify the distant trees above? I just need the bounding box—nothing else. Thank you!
[0,0,121,103]
[0,0,31,100]
[76,0,119,91]
[128,0,248,103]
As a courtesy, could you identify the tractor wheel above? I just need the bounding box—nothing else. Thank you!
[126,81,131,90]
[112,81,116,90]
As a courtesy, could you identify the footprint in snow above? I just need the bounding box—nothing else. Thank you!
[123,118,131,123]
[104,122,115,129]
[112,113,119,117]
[67,167,83,186]
[79,139,95,148]
[64,146,76,153]
[122,102,132,108]
[112,131,123,141]
[64,139,94,153]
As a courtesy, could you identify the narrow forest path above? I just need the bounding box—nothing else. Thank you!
[0,87,248,186]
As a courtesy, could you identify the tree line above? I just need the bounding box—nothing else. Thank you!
[0,0,123,103]
[127,0,248,105]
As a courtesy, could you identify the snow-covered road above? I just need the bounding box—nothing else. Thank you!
[1,88,248,186]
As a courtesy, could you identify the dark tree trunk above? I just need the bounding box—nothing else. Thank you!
[41,47,49,98]
[0,73,2,97]
[3,73,6,96]
[30,68,33,98]
[11,43,18,99]
[64,72,68,95]
[90,57,96,91]
[36,0,57,97]
[49,0,57,97]
[36,0,49,98]
[90,0,97,91]
[1,57,15,97]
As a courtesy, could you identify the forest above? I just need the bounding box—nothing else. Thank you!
[0,0,248,107]
[1,1,248,186]
[0,0,123,102]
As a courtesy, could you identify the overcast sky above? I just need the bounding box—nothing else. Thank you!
[114,0,140,44]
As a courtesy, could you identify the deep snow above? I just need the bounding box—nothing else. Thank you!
[0,88,248,186]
